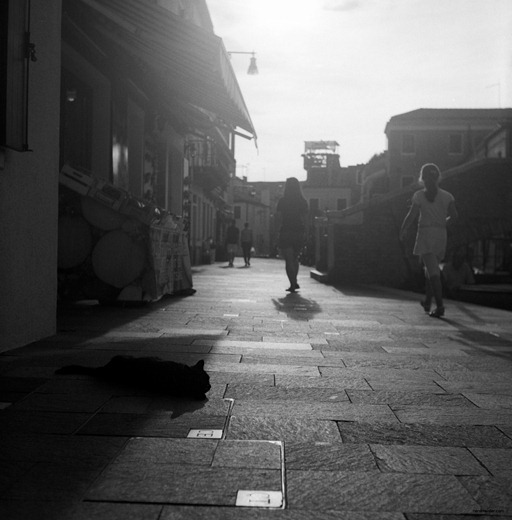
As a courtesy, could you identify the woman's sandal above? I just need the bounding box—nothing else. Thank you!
[429,306,445,318]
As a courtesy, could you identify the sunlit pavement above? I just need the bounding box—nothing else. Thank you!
[1,257,512,519]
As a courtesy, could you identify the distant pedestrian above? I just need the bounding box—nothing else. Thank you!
[240,222,253,267]
[225,220,239,267]
[400,163,458,318]
[276,177,309,292]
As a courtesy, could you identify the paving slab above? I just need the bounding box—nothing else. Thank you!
[208,372,275,386]
[393,406,512,426]
[3,463,102,501]
[99,395,230,416]
[8,391,111,413]
[227,416,342,443]
[320,366,444,381]
[380,346,471,357]
[0,500,82,520]
[469,448,512,477]
[232,401,399,422]
[212,440,282,469]
[436,380,512,394]
[241,355,345,367]
[195,339,312,349]
[114,437,217,465]
[346,390,473,407]
[463,393,512,408]
[319,341,388,352]
[210,346,323,357]
[275,375,372,390]
[434,368,512,382]
[0,410,92,435]
[160,507,406,520]
[77,412,227,437]
[225,384,350,403]
[286,470,479,513]
[337,422,512,448]
[332,353,468,371]
[285,442,378,472]
[0,433,126,467]
[365,379,454,392]
[78,339,210,351]
[370,444,489,475]
[457,476,512,514]
[206,362,320,376]
[70,503,163,520]
[86,464,281,505]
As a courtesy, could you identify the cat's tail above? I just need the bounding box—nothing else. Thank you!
[55,365,97,376]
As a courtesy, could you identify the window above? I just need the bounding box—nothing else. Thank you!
[448,133,463,155]
[309,198,319,215]
[234,205,241,219]
[336,198,347,210]
[0,0,31,151]
[402,134,415,155]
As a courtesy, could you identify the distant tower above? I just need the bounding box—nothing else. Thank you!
[302,141,340,184]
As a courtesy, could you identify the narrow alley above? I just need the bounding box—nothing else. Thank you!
[1,258,512,519]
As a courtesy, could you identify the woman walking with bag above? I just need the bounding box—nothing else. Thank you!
[400,163,458,318]
[276,177,309,293]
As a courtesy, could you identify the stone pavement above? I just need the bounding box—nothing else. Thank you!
[1,258,512,519]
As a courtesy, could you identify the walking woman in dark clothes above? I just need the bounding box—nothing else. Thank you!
[276,177,309,292]
[400,163,458,318]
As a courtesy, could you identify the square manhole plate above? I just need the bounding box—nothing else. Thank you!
[187,429,223,439]
[236,490,283,508]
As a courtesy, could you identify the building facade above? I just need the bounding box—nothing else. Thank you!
[0,0,255,351]
[385,108,512,191]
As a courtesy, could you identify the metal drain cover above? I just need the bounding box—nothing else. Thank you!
[236,490,283,508]
[187,429,223,439]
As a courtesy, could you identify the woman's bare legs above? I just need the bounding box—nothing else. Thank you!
[282,247,299,291]
[422,252,444,317]
[421,267,433,312]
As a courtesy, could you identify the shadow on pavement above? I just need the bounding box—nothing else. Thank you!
[271,292,322,321]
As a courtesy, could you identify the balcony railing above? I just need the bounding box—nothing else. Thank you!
[187,138,234,192]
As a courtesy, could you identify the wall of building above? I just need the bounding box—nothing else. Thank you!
[387,128,494,192]
[0,0,62,351]
[303,186,352,213]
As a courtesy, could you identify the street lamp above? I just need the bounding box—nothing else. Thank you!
[228,51,258,75]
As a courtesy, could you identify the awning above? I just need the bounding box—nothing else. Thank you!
[63,0,256,138]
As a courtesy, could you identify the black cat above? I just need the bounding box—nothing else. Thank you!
[55,355,211,400]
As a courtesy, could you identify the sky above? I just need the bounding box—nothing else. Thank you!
[207,0,512,183]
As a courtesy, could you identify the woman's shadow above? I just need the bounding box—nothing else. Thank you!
[271,292,322,321]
